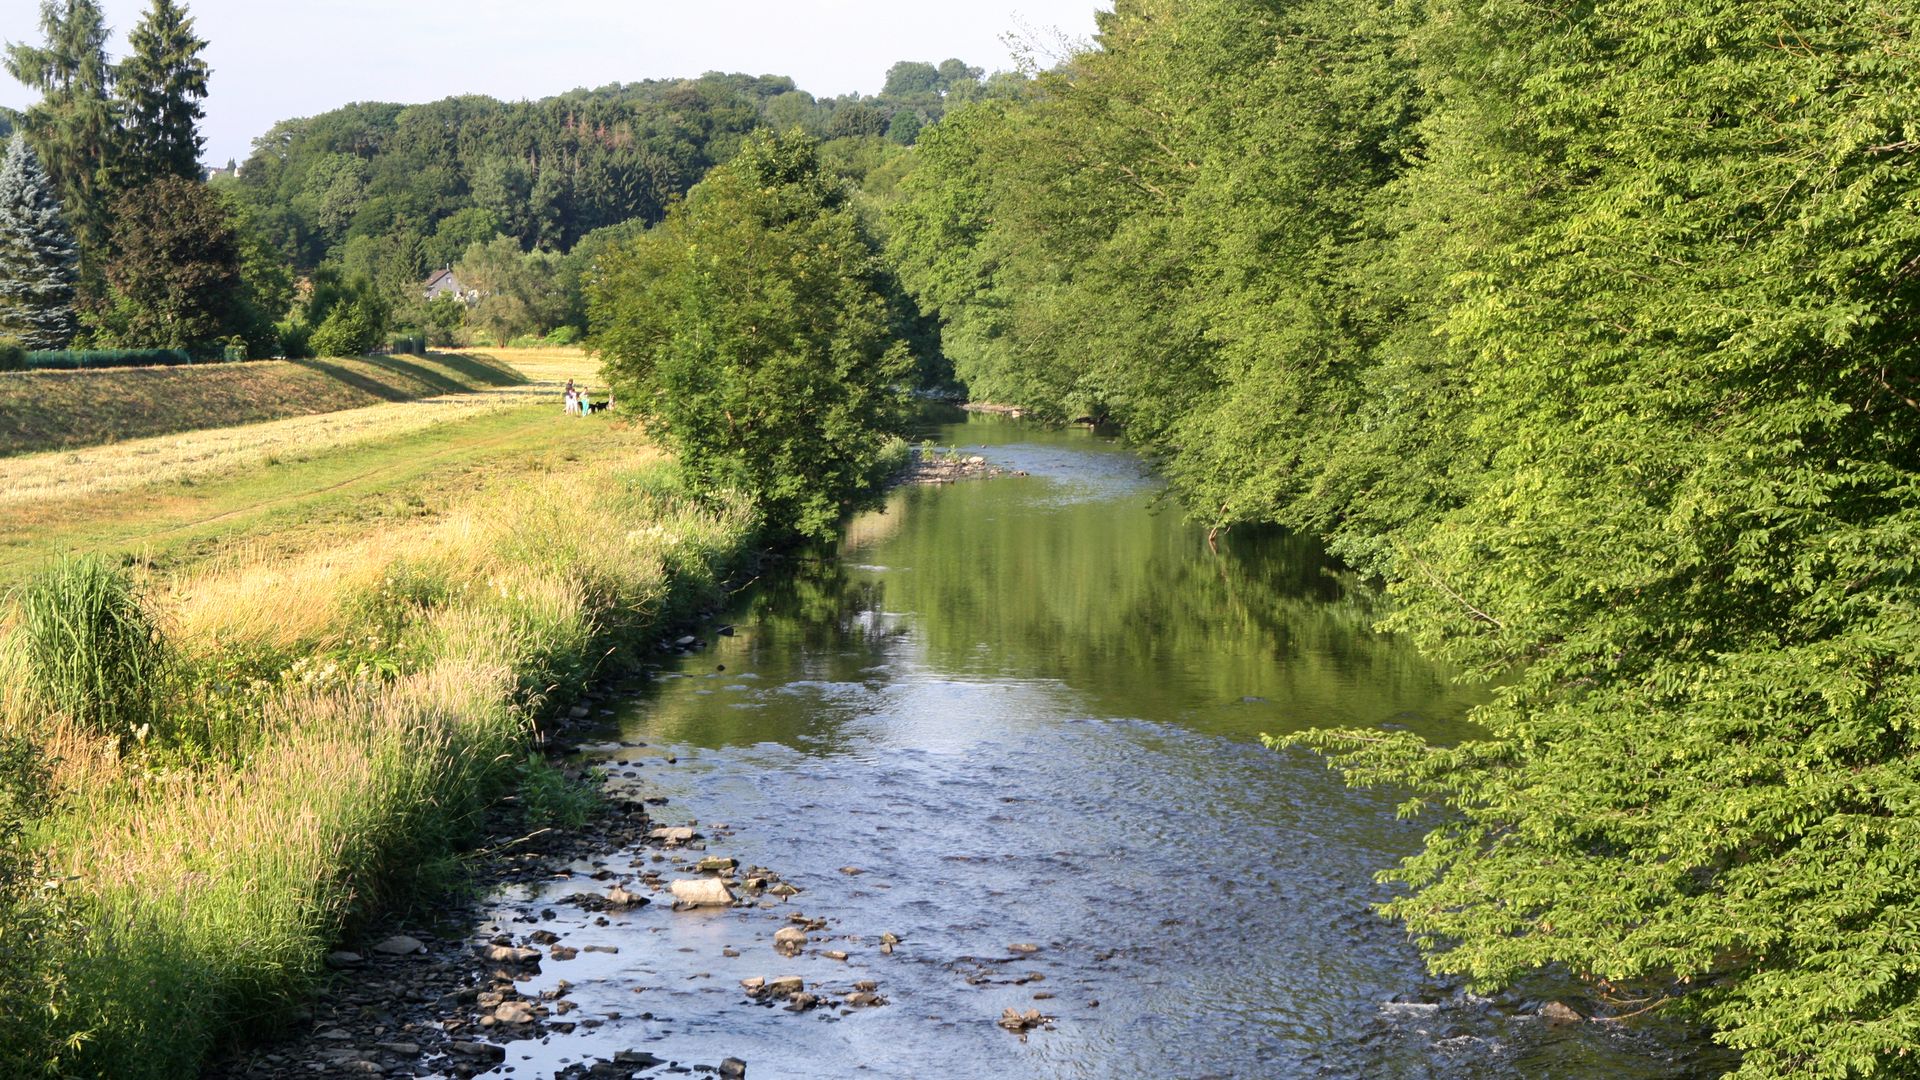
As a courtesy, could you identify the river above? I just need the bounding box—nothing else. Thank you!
[469,414,1731,1079]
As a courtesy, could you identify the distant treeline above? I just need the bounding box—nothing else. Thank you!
[889,1,1920,1075]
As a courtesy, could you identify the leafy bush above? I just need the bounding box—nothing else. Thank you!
[0,342,23,371]
[307,298,383,358]
[543,326,580,347]
[273,317,311,359]
[0,733,73,1077]
[22,348,194,370]
[387,334,425,356]
[14,556,168,747]
[516,755,600,829]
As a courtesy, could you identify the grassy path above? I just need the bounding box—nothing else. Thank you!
[0,349,618,588]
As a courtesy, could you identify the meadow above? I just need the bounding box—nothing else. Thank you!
[0,348,759,1077]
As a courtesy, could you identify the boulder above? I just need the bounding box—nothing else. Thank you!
[671,878,735,907]
[372,935,425,956]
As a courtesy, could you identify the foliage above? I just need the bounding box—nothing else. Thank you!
[0,732,74,1078]
[0,133,78,349]
[592,129,913,541]
[515,755,600,829]
[889,0,1920,1074]
[115,0,209,189]
[455,235,563,346]
[306,295,385,358]
[0,342,23,371]
[99,174,243,349]
[2,0,118,256]
[13,555,168,748]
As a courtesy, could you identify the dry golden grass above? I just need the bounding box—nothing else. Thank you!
[0,349,605,505]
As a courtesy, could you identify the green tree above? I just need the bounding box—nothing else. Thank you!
[455,234,562,345]
[3,0,118,256]
[115,0,209,188]
[0,132,78,348]
[98,173,240,348]
[592,130,911,541]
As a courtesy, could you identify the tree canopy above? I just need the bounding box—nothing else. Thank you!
[592,129,912,541]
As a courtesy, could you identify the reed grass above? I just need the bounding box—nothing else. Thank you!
[0,440,755,1078]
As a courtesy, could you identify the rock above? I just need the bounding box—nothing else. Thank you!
[768,883,800,898]
[1539,1001,1584,1026]
[606,885,648,909]
[998,1008,1053,1035]
[675,635,698,647]
[583,944,620,954]
[529,930,561,945]
[837,866,864,876]
[765,975,804,999]
[846,992,886,1008]
[614,1050,666,1068]
[649,826,697,843]
[374,1042,421,1056]
[550,945,579,961]
[697,856,738,873]
[739,976,766,993]
[449,1041,506,1062]
[569,705,591,719]
[1008,943,1041,955]
[477,944,543,966]
[493,1000,538,1024]
[324,951,364,969]
[773,927,808,956]
[671,878,735,907]
[372,935,425,956]
[823,950,848,961]
[720,1059,747,1078]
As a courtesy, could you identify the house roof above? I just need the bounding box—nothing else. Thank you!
[425,268,458,289]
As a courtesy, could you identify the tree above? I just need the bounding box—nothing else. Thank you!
[592,130,912,541]
[882,61,942,98]
[3,0,119,256]
[99,174,240,348]
[0,133,78,347]
[455,234,562,345]
[116,0,209,188]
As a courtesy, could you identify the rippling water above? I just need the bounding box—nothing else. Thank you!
[471,415,1733,1079]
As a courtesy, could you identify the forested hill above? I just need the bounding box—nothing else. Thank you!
[227,64,1017,274]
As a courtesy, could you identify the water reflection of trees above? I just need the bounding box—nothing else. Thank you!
[865,480,1483,740]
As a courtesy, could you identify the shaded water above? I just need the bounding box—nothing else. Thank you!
[473,417,1729,1079]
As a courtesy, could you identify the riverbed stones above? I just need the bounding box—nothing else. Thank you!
[998,1008,1054,1035]
[649,826,697,844]
[697,856,738,873]
[373,935,425,956]
[720,1059,747,1078]
[477,944,543,966]
[492,1000,538,1025]
[324,950,364,969]
[773,927,808,955]
[605,884,647,909]
[1539,1001,1584,1026]
[449,1040,506,1063]
[671,878,735,907]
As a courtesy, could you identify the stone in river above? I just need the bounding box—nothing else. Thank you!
[720,1058,748,1078]
[324,951,364,969]
[765,975,804,998]
[649,826,697,843]
[372,935,425,956]
[1539,1001,1584,1026]
[1008,943,1041,955]
[449,1042,505,1063]
[606,885,648,909]
[477,944,543,966]
[823,950,848,961]
[492,1000,537,1025]
[671,878,735,907]
[773,927,808,955]
[697,856,738,873]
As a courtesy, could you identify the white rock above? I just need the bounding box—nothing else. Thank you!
[670,878,735,907]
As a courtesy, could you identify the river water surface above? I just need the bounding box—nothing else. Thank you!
[472,416,1730,1079]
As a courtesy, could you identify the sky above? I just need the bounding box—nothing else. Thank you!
[0,1,1106,166]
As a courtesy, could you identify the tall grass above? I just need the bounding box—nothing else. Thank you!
[0,447,756,1077]
[13,556,168,748]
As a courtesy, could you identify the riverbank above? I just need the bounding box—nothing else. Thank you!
[0,423,757,1077]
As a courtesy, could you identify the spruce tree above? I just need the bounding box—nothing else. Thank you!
[0,133,78,348]
[2,1,118,257]
[117,0,208,187]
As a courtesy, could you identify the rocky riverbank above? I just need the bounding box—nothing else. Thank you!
[202,675,762,1080]
[904,447,1021,485]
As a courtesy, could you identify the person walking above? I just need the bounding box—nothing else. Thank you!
[564,379,577,416]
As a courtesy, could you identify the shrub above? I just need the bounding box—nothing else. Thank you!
[543,326,580,347]
[307,299,383,358]
[0,342,23,371]
[14,556,168,748]
[273,318,311,360]
[0,733,73,1077]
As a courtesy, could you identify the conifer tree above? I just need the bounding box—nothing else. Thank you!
[0,133,78,348]
[116,0,209,188]
[2,1,118,256]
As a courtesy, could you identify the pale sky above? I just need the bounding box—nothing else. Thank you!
[0,1,1105,165]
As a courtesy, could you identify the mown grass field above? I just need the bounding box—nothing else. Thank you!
[0,348,754,1077]
[0,350,528,459]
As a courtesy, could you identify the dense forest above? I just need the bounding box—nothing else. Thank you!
[1,0,1001,362]
[890,1,1920,1075]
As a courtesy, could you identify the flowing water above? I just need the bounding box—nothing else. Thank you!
[471,415,1732,1079]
